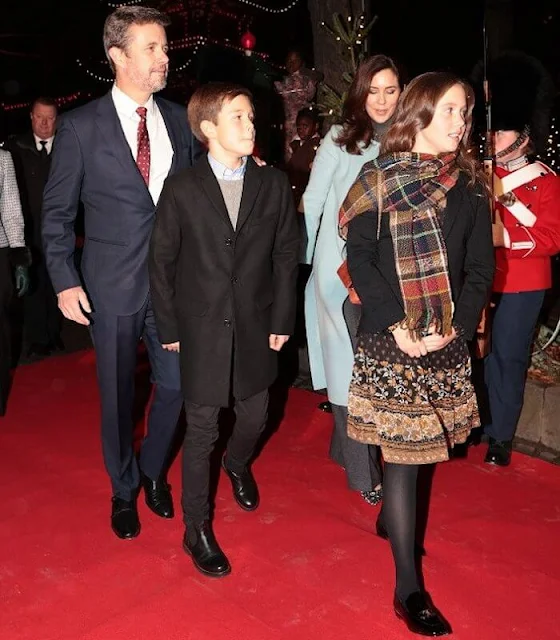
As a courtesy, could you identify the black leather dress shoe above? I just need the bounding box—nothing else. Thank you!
[183,521,231,577]
[111,497,140,539]
[141,472,174,518]
[221,454,259,511]
[376,516,426,556]
[484,438,512,467]
[394,591,452,636]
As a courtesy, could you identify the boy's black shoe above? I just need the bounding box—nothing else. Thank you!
[183,521,231,578]
[221,454,259,511]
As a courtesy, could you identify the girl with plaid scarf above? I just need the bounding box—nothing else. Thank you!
[340,72,494,635]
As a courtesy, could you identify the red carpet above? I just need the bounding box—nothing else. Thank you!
[0,350,558,640]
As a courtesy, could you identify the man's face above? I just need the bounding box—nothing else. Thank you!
[493,130,529,163]
[30,103,57,139]
[206,94,255,160]
[114,23,169,94]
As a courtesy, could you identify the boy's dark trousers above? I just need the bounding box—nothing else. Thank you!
[181,388,269,525]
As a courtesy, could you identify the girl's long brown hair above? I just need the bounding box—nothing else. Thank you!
[382,71,488,190]
[335,54,402,155]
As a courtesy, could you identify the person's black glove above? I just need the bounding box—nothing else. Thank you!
[14,265,29,297]
[9,247,32,297]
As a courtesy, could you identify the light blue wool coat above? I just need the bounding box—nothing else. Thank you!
[303,125,381,406]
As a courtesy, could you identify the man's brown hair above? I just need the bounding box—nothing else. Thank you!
[187,83,253,144]
[103,6,171,74]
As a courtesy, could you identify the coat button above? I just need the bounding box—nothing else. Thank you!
[225,238,233,246]
[224,319,231,327]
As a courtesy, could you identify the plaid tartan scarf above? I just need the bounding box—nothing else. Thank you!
[339,152,461,339]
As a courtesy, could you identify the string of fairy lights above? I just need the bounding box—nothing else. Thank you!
[73,0,288,83]
[544,117,559,169]
[103,0,300,11]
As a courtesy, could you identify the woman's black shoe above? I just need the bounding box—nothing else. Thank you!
[317,401,332,413]
[394,591,452,636]
[361,487,383,506]
[376,516,426,556]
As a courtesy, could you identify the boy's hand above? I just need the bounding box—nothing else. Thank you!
[252,156,267,167]
[162,342,180,352]
[269,334,289,351]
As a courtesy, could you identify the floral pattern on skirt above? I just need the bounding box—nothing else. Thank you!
[348,332,479,464]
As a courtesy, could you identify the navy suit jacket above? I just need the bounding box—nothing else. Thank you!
[42,91,201,316]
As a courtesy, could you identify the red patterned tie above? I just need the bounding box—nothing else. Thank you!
[136,106,150,186]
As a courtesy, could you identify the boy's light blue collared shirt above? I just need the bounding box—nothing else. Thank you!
[207,153,247,181]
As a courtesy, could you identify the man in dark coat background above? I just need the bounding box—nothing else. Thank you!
[7,97,62,357]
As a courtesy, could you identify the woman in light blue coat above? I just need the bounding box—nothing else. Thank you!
[303,55,402,503]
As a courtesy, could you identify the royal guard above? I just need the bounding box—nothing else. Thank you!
[482,52,560,466]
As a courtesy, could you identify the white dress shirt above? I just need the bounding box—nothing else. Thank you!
[111,84,173,204]
[33,134,54,155]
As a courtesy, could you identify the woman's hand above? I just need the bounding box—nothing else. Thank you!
[391,326,428,358]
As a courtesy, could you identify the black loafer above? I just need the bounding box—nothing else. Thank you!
[141,472,174,518]
[111,497,140,539]
[484,438,512,467]
[221,454,259,511]
[317,401,332,413]
[394,591,451,636]
[183,521,231,578]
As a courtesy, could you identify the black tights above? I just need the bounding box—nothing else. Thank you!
[379,462,420,600]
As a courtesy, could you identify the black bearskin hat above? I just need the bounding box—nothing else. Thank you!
[471,50,556,155]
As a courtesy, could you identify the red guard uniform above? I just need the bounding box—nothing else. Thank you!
[493,161,560,293]
[485,160,560,451]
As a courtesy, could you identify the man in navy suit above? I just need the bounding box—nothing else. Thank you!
[42,6,201,539]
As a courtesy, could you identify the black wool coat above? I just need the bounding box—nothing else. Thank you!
[347,173,495,340]
[149,156,300,406]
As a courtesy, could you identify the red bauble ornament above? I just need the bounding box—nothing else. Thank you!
[240,30,256,52]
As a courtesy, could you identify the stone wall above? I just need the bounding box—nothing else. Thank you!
[515,380,560,463]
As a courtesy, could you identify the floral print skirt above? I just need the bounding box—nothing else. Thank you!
[347,332,479,465]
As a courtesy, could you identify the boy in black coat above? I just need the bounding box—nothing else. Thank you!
[149,83,299,577]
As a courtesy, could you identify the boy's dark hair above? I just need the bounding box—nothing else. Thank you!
[187,82,253,144]
[296,108,319,125]
[103,6,171,74]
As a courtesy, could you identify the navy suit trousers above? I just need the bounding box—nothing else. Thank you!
[90,296,183,500]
